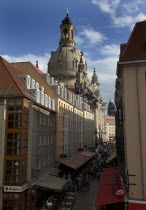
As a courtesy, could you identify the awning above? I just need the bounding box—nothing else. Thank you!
[49,168,60,176]
[94,167,125,207]
[106,152,117,163]
[80,151,96,158]
[61,154,90,170]
[34,174,68,191]
[129,202,146,210]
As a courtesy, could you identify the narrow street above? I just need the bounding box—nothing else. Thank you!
[73,177,100,210]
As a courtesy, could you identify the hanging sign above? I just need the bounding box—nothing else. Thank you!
[114,186,126,199]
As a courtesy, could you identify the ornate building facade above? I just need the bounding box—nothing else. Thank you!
[48,11,106,143]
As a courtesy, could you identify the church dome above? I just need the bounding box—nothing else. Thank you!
[48,11,87,89]
[48,46,87,78]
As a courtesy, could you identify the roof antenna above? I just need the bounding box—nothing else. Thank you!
[36,61,39,68]
[66,8,69,17]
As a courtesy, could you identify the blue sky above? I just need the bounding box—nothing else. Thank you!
[1,0,146,104]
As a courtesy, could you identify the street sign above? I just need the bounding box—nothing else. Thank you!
[114,186,126,199]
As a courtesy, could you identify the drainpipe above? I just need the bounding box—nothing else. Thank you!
[136,64,145,199]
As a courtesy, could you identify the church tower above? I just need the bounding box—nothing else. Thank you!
[75,55,88,94]
[59,9,76,47]
[48,10,87,90]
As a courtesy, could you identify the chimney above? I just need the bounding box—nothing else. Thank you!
[36,61,39,68]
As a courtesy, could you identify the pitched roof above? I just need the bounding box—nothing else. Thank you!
[120,20,146,61]
[0,57,34,99]
[11,62,57,99]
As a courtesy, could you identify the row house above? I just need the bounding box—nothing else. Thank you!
[115,20,146,209]
[12,61,94,159]
[0,57,56,209]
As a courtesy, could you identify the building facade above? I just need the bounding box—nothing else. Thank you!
[115,20,146,209]
[105,116,115,141]
[0,57,56,209]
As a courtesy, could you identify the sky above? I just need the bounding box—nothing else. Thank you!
[1,0,146,105]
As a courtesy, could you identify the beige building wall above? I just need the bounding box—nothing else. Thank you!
[27,103,56,183]
[83,110,94,149]
[55,97,70,159]
[117,62,146,200]
[0,100,6,210]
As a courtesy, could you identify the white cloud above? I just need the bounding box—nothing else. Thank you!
[86,55,118,103]
[76,27,107,46]
[74,35,84,45]
[92,0,146,29]
[100,44,120,56]
[2,53,50,73]
[92,0,120,15]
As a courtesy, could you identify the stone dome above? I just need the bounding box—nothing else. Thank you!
[48,46,87,78]
[47,12,87,89]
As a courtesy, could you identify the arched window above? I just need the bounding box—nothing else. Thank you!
[63,28,69,38]
[71,30,73,39]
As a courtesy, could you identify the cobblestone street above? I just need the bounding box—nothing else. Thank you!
[73,177,100,210]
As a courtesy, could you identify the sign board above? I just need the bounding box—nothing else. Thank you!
[4,183,28,192]
[114,186,126,199]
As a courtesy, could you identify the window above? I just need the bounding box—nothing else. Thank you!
[9,100,14,105]
[44,116,46,125]
[44,136,46,145]
[51,136,53,144]
[48,136,50,145]
[50,117,53,126]
[38,159,41,170]
[50,154,53,163]
[39,135,41,146]
[48,116,50,126]
[39,113,42,124]
[43,156,45,166]
[16,100,22,105]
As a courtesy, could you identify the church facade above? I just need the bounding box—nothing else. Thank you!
[48,11,106,143]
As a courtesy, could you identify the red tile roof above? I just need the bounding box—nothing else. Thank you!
[61,154,90,170]
[12,62,57,96]
[120,20,146,61]
[0,57,34,100]
[31,63,44,74]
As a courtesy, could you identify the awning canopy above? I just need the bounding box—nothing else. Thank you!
[94,167,125,207]
[61,154,90,170]
[106,152,117,163]
[80,151,96,158]
[129,202,146,210]
[34,174,68,191]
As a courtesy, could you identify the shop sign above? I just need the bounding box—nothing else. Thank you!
[4,183,28,192]
[114,186,125,199]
